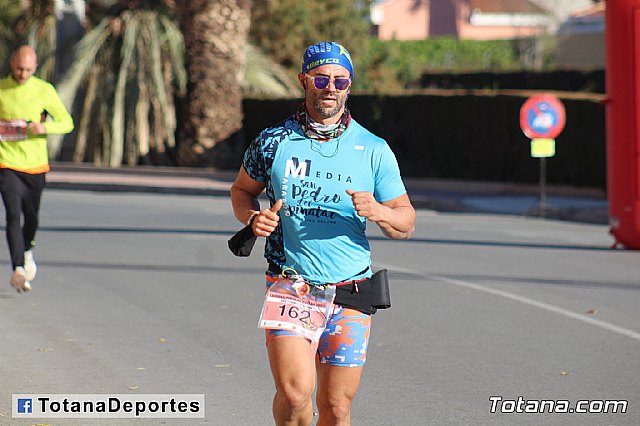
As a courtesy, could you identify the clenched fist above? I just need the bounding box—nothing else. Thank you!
[346,189,384,222]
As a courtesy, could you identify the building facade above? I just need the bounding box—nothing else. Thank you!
[371,0,550,40]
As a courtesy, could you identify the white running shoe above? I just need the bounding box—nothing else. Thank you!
[24,250,37,281]
[10,267,31,293]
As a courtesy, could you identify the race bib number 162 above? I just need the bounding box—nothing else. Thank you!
[259,277,335,343]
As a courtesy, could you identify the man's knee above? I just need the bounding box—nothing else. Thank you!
[317,397,352,422]
[275,381,314,411]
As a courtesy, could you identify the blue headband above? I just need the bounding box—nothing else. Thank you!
[301,42,354,80]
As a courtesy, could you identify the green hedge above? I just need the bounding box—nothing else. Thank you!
[378,38,519,70]
[355,38,529,91]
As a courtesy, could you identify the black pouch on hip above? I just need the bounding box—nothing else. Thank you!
[370,269,391,309]
[334,280,376,315]
[227,225,257,257]
[334,269,391,315]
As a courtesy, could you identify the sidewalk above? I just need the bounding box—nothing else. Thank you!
[46,163,609,224]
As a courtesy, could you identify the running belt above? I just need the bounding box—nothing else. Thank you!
[268,261,370,286]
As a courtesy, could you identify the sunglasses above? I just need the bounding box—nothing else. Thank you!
[305,73,351,91]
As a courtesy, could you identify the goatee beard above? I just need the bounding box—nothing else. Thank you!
[313,97,345,119]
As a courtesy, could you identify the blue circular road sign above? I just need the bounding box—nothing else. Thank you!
[520,94,566,139]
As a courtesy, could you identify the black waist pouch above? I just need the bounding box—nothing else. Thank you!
[370,269,391,309]
[334,269,390,315]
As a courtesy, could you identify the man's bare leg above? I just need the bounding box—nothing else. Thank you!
[316,362,364,426]
[268,336,317,425]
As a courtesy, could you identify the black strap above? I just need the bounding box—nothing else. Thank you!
[268,261,282,275]
[267,262,369,283]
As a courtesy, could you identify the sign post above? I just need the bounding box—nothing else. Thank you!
[519,94,566,218]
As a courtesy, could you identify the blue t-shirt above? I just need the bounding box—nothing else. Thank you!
[243,115,406,284]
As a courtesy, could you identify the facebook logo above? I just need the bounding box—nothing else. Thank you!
[17,398,32,413]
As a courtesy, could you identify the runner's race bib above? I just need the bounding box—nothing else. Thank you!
[0,120,28,141]
[259,274,336,343]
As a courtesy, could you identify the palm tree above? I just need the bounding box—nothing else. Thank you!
[3,0,57,81]
[242,43,301,98]
[57,0,186,166]
[176,0,251,167]
[4,0,299,167]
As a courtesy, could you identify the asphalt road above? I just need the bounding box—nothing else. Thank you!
[0,189,638,425]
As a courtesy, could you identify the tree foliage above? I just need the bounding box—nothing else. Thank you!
[360,38,521,91]
[57,0,186,166]
[250,0,373,88]
[0,0,554,167]
[0,0,23,71]
[250,1,527,93]
[1,0,301,167]
[0,0,57,81]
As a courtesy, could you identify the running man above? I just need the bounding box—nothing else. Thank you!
[0,45,74,292]
[230,41,415,425]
